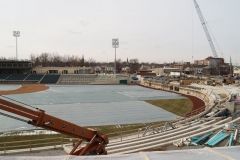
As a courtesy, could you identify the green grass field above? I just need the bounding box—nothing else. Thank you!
[144,98,193,116]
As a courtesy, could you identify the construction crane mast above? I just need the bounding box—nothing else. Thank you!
[193,0,218,58]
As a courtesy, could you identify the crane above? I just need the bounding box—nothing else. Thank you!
[0,97,108,156]
[193,0,219,58]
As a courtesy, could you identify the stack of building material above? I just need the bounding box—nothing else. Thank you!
[190,132,213,146]
[204,130,229,147]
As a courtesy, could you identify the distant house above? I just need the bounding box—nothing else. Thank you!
[135,65,155,78]
[174,62,191,72]
[233,66,240,76]
[105,66,114,74]
[183,67,195,74]
[94,66,101,73]
[194,57,229,75]
[154,67,179,76]
[121,66,130,74]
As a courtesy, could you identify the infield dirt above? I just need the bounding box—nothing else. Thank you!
[0,84,49,95]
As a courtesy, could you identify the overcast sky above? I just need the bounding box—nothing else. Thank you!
[0,0,239,64]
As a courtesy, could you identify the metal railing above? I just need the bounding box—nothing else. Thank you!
[182,106,206,118]
[0,137,79,155]
[107,105,208,142]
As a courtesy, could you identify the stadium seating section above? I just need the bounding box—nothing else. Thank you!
[0,74,128,84]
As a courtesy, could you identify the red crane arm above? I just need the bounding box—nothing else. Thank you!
[0,98,108,155]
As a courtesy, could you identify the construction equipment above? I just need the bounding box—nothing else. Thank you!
[193,0,219,58]
[223,78,234,84]
[0,97,108,156]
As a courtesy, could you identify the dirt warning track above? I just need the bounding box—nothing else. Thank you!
[0,84,49,95]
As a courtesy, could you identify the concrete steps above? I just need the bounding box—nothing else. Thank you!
[107,117,238,154]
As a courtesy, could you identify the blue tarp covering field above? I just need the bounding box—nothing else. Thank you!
[0,85,185,132]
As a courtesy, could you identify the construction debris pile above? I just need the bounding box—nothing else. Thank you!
[173,122,239,148]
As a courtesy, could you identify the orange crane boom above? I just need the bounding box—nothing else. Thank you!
[0,97,108,155]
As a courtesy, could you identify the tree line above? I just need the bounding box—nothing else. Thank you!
[29,53,150,73]
[1,53,163,73]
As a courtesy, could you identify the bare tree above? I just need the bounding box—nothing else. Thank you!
[49,52,61,66]
[30,53,36,62]
[116,58,122,73]
[88,58,96,67]
[35,57,40,67]
[38,53,50,67]
[0,57,7,60]
[129,58,140,73]
[79,55,85,67]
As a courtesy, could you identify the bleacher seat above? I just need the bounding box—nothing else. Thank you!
[40,74,60,84]
[58,74,97,84]
[25,74,44,81]
[6,74,28,80]
[0,74,10,80]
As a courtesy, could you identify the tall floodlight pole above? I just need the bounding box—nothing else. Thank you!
[13,31,20,60]
[112,39,119,74]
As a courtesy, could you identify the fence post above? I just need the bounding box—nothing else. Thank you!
[4,142,6,154]
[61,137,63,149]
[54,138,56,149]
[30,140,32,152]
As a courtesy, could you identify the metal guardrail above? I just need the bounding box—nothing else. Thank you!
[0,137,79,155]
[182,106,206,118]
[107,105,208,142]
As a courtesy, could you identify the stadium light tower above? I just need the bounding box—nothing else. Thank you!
[112,38,119,74]
[13,31,20,60]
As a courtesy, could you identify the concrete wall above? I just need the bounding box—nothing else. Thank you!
[225,101,235,113]
[31,66,92,74]
[225,101,240,115]
[154,68,179,75]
